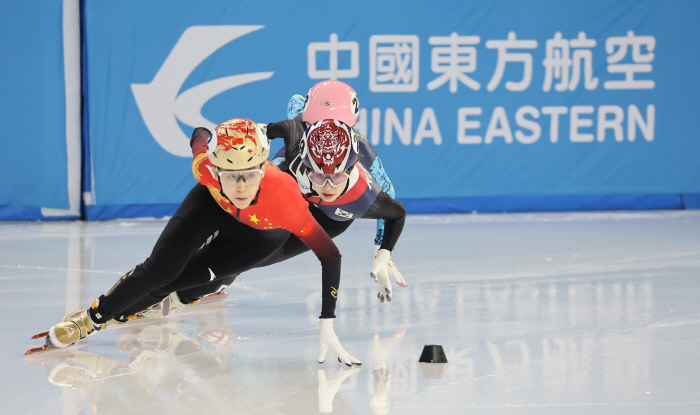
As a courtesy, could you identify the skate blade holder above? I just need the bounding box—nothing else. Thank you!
[419,344,448,379]
[24,331,74,358]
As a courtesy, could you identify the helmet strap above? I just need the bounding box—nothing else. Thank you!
[339,179,350,197]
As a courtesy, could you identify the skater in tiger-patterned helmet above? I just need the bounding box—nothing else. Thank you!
[268,115,406,303]
[277,80,407,303]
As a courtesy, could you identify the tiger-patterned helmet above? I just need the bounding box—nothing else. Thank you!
[300,119,359,174]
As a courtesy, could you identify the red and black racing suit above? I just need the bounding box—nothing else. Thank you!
[91,131,343,321]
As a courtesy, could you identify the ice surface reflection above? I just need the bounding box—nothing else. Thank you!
[5,212,700,414]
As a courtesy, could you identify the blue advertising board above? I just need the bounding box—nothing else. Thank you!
[80,1,700,217]
[0,1,81,220]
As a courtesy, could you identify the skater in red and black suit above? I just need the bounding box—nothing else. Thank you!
[31,118,360,366]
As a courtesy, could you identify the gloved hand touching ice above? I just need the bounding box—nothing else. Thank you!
[318,318,361,366]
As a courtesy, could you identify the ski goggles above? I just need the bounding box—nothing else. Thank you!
[218,168,263,185]
[308,171,350,187]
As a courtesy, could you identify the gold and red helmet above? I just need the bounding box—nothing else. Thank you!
[207,119,270,170]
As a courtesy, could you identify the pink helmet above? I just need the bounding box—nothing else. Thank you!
[302,80,360,126]
[300,119,359,174]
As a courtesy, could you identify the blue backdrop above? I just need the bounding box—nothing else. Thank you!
[2,1,699,220]
[0,1,79,220]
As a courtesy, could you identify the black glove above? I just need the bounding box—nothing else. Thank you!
[190,127,212,148]
[266,120,290,140]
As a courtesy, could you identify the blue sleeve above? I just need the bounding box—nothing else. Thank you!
[287,94,305,120]
[353,130,397,247]
[369,156,396,246]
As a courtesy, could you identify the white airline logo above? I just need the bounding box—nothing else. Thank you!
[132,26,274,157]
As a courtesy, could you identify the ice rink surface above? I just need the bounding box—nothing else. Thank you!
[2,211,700,414]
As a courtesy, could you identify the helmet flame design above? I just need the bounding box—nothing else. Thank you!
[302,80,360,126]
[300,119,359,174]
[207,119,270,170]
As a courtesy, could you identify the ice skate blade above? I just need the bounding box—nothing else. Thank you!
[181,299,229,315]
[24,342,75,355]
[24,332,74,357]
[24,344,57,356]
[23,345,75,365]
[23,343,75,365]
[199,291,229,302]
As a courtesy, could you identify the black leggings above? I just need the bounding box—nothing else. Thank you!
[176,197,353,303]
[97,184,352,319]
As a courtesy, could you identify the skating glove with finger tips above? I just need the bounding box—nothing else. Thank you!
[371,249,392,302]
[371,248,407,303]
[318,318,361,367]
[387,258,407,288]
[374,245,407,288]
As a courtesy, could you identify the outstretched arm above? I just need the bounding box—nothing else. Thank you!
[362,192,405,252]
[362,192,408,302]
[354,130,397,246]
[293,210,361,367]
